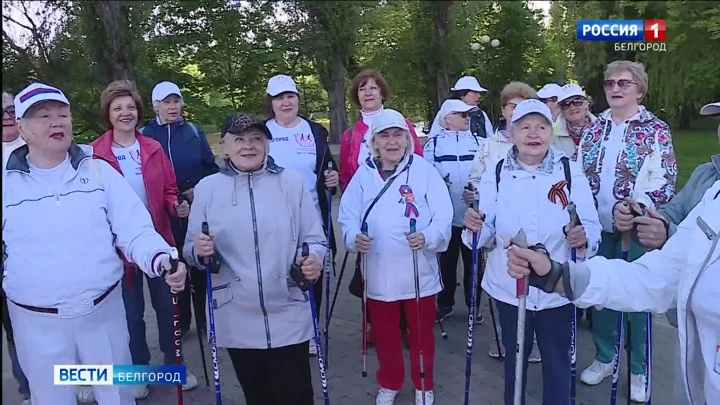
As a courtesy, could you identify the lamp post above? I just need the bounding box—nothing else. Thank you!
[471,36,500,125]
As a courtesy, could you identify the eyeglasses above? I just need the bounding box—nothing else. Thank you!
[3,106,15,118]
[559,98,586,110]
[604,79,637,90]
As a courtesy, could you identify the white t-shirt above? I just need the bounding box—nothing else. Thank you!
[112,140,149,209]
[358,108,385,167]
[28,155,71,189]
[266,119,322,224]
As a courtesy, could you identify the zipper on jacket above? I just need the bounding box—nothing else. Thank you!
[248,172,272,348]
[166,125,175,171]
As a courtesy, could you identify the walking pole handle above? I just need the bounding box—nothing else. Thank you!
[410,218,416,233]
[567,202,580,227]
[301,242,310,260]
[327,161,333,171]
[168,248,179,275]
[361,222,368,236]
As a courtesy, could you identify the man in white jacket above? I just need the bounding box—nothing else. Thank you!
[2,83,187,405]
[506,180,720,405]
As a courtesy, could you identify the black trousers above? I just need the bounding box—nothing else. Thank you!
[172,217,207,332]
[228,341,314,405]
[437,226,483,309]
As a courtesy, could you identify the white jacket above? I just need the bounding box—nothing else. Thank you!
[338,154,453,302]
[463,148,601,311]
[429,109,494,140]
[423,129,485,227]
[2,144,171,316]
[468,129,514,188]
[551,111,596,159]
[570,180,720,405]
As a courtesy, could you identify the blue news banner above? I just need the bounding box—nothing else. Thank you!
[54,364,186,385]
[576,20,644,41]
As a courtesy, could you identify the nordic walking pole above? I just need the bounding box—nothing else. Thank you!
[410,218,427,405]
[178,195,210,389]
[464,182,485,404]
[488,295,503,359]
[360,222,369,378]
[294,242,330,404]
[323,161,334,368]
[326,251,349,327]
[202,222,222,405]
[567,202,580,405]
[645,312,652,404]
[167,248,184,405]
[509,229,530,405]
[610,227,631,405]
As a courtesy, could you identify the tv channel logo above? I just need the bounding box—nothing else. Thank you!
[577,20,666,42]
[54,364,186,385]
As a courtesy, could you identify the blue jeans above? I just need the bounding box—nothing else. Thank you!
[2,292,30,398]
[122,269,178,365]
[496,299,573,405]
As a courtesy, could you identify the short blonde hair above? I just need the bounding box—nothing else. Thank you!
[500,82,537,106]
[370,129,415,160]
[605,60,648,98]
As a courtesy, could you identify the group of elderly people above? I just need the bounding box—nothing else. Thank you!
[2,58,718,405]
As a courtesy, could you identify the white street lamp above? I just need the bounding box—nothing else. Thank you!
[470,42,481,51]
[469,36,501,124]
[491,39,500,48]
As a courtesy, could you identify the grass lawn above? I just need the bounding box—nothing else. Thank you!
[206,129,717,191]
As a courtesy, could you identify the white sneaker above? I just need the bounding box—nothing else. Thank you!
[630,374,647,403]
[376,387,399,405]
[132,384,149,399]
[21,399,32,405]
[488,338,505,359]
[76,386,95,403]
[182,369,199,391]
[415,389,434,405]
[528,338,542,363]
[580,359,614,385]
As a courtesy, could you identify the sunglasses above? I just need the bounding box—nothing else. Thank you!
[451,111,470,118]
[3,106,15,118]
[559,98,586,110]
[540,97,558,104]
[604,79,637,90]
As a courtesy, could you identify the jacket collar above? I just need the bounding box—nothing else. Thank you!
[6,143,90,174]
[219,155,283,177]
[505,146,557,175]
[711,154,720,175]
[598,105,655,124]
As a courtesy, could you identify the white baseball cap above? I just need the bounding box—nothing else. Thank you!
[699,102,720,116]
[537,83,563,99]
[371,109,409,135]
[451,76,487,93]
[511,99,553,124]
[557,84,587,103]
[267,74,299,97]
[439,99,476,124]
[152,81,183,103]
[14,83,70,119]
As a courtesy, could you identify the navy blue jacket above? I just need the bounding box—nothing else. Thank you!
[140,117,220,191]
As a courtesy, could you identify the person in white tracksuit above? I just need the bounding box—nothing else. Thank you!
[428,76,494,139]
[423,99,486,322]
[465,81,540,360]
[463,99,602,405]
[505,179,720,405]
[339,109,453,405]
[2,83,187,405]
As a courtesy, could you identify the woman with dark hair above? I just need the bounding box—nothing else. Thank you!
[263,74,338,356]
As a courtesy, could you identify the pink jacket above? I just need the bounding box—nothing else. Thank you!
[339,118,423,191]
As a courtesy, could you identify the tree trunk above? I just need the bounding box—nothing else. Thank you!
[90,1,138,83]
[430,1,453,107]
[326,57,348,145]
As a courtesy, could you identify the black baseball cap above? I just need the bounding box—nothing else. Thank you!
[221,113,272,139]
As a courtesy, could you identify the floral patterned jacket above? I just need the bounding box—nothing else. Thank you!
[577,106,677,210]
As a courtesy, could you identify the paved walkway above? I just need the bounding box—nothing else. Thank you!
[3,198,678,404]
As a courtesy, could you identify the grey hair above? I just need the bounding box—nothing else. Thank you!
[2,91,13,107]
[152,98,185,113]
[369,129,415,159]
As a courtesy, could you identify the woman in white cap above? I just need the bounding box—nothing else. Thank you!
[537,83,563,122]
[423,99,486,322]
[339,108,453,405]
[505,177,719,405]
[3,82,187,405]
[552,84,597,160]
[610,101,719,405]
[576,60,676,402]
[262,73,338,356]
[186,112,326,405]
[463,99,601,405]
[466,81,540,360]
[141,81,219,356]
[428,76,494,139]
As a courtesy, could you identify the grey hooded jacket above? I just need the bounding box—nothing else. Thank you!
[183,157,327,349]
[660,154,719,327]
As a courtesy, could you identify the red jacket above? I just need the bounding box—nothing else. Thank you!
[92,130,179,248]
[339,118,423,191]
